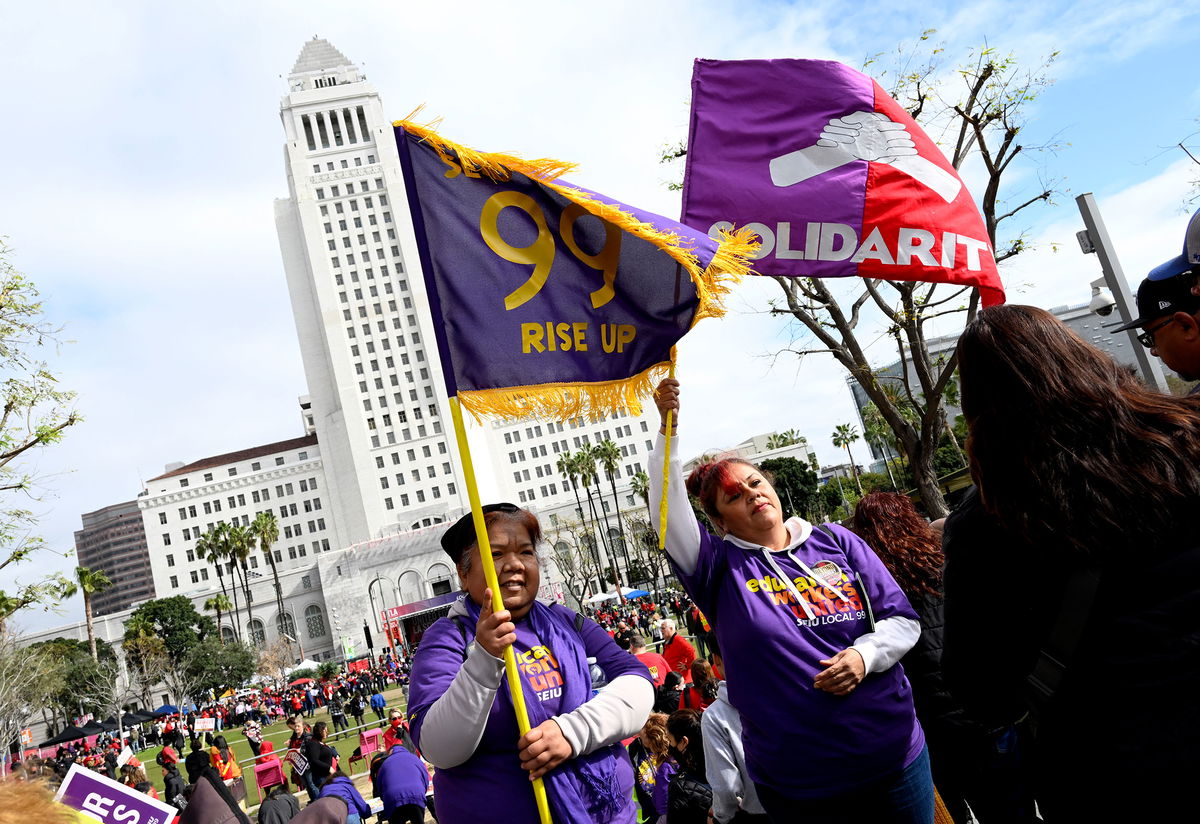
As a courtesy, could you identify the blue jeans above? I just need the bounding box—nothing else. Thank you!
[347,815,361,824]
[756,746,934,824]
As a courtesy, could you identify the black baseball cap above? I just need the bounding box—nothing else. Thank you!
[440,503,520,563]
[1113,207,1200,331]
[1111,262,1200,332]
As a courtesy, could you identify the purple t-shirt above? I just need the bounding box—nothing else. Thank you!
[409,603,650,824]
[672,522,924,797]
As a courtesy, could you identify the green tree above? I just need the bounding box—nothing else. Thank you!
[226,523,257,644]
[317,660,339,681]
[251,511,285,648]
[573,449,623,596]
[124,596,213,665]
[196,527,238,641]
[120,612,168,705]
[184,636,256,698]
[0,242,81,625]
[203,594,233,643]
[28,636,114,727]
[594,439,632,580]
[0,629,55,750]
[58,566,112,662]
[759,457,821,521]
[832,424,864,494]
[557,451,596,570]
[765,430,807,450]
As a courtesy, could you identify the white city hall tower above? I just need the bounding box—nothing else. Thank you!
[274,38,466,544]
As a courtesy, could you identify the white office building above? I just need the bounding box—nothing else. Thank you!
[273,37,468,545]
[139,432,335,604]
[486,409,660,508]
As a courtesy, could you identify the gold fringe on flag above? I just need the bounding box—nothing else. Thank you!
[394,116,757,422]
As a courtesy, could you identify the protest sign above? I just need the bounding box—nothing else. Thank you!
[54,763,176,824]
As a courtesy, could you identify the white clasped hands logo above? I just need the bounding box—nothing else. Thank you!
[769,111,962,203]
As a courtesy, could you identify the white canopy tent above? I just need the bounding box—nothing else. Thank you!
[584,587,642,605]
[288,659,322,675]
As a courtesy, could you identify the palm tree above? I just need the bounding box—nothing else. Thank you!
[576,448,623,600]
[832,423,864,494]
[60,566,113,662]
[594,439,632,580]
[227,523,257,644]
[251,511,286,647]
[558,452,600,588]
[203,594,233,643]
[197,527,239,641]
[208,523,243,641]
[766,429,808,450]
[630,470,650,518]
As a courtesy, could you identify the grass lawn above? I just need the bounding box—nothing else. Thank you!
[135,686,409,809]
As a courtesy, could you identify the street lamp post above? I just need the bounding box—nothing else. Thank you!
[1076,193,1170,392]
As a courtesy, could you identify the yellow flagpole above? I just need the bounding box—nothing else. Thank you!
[657,357,676,551]
[448,395,553,824]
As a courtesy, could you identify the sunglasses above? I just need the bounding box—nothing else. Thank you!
[1137,317,1176,348]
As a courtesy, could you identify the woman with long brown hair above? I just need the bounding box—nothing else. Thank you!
[852,492,1012,824]
[946,304,1200,821]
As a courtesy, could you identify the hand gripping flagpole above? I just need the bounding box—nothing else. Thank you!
[656,356,676,551]
[448,396,553,824]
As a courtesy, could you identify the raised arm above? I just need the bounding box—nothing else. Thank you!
[648,378,702,574]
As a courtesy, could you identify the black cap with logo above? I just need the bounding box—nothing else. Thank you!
[1112,263,1200,331]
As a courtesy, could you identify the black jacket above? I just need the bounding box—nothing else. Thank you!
[304,738,337,782]
[163,764,186,807]
[667,767,712,824]
[184,748,212,784]
[257,788,301,824]
[942,487,1200,818]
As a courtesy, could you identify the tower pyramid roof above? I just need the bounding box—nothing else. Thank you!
[291,37,354,75]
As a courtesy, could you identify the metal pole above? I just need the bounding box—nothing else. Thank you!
[1076,193,1170,392]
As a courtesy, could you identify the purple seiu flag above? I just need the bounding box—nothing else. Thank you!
[392,121,751,421]
[682,58,1004,306]
[54,763,177,824]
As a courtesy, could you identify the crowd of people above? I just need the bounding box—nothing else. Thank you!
[395,236,1200,824]
[9,222,1200,824]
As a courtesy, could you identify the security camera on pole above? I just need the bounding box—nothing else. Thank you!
[1075,192,1170,392]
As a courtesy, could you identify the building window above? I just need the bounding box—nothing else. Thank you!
[305,605,327,639]
[166,554,175,567]
[179,479,189,488]
[170,575,178,588]
[277,612,296,639]
[159,512,168,525]
[251,461,261,471]
[162,533,172,546]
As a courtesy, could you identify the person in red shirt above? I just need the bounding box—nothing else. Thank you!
[659,618,697,682]
[678,660,719,711]
[382,708,415,755]
[629,635,670,688]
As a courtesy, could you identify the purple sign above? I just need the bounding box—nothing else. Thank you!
[54,763,176,824]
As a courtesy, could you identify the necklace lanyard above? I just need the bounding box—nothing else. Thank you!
[760,546,851,624]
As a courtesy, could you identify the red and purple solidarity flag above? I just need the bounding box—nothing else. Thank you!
[681,58,1005,306]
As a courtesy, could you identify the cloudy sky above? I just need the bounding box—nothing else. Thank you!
[2,0,1198,632]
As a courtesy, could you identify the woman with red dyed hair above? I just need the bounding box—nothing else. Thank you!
[651,379,929,824]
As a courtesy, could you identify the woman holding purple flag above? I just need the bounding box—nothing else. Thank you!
[650,379,931,824]
[407,504,655,824]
